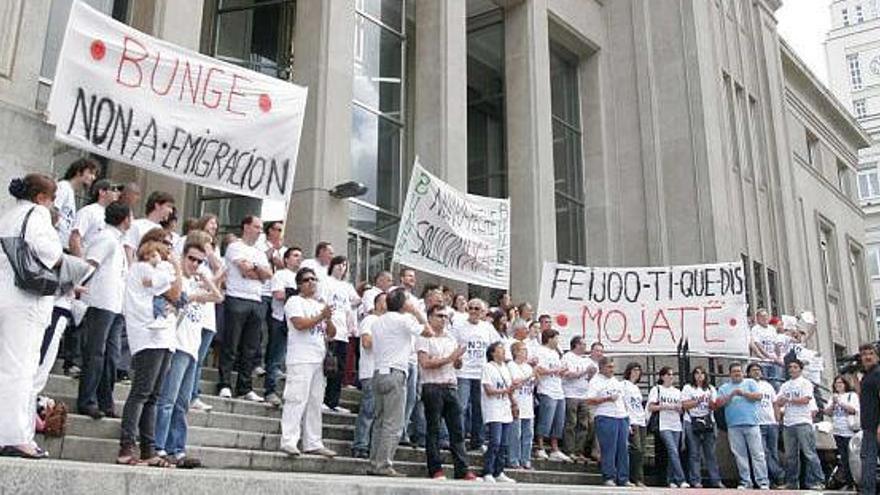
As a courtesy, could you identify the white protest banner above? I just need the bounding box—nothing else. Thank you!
[538,261,749,356]
[393,160,510,289]
[47,2,307,202]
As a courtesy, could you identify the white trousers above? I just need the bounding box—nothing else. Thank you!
[34,314,69,394]
[281,362,326,452]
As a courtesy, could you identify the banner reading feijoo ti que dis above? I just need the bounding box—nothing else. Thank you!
[47,2,308,202]
[538,261,749,356]
[393,161,510,289]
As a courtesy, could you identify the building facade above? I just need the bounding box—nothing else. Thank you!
[0,0,872,379]
[825,0,880,332]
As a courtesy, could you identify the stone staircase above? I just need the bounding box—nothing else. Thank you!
[39,366,613,485]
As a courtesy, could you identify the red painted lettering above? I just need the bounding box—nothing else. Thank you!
[149,50,179,96]
[582,306,602,344]
[179,61,202,104]
[603,309,628,343]
[702,305,725,343]
[227,73,250,116]
[202,67,224,109]
[648,309,676,344]
[116,36,148,88]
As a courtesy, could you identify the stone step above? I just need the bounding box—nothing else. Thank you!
[60,413,604,473]
[40,435,600,485]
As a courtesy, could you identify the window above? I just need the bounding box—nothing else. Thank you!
[858,168,880,200]
[838,160,854,199]
[854,99,867,118]
[550,45,586,265]
[767,268,780,316]
[753,260,766,311]
[737,85,754,178]
[467,19,506,198]
[848,53,863,90]
[843,7,850,26]
[214,0,296,79]
[874,306,880,330]
[724,75,741,170]
[806,130,820,167]
[819,221,840,289]
[868,245,880,277]
[349,0,406,280]
[742,254,753,314]
[857,4,865,22]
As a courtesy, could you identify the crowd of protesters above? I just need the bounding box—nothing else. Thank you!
[1,162,879,492]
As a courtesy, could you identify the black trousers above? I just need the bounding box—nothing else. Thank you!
[76,307,123,412]
[324,340,348,408]
[422,383,469,478]
[218,296,266,396]
[119,348,172,455]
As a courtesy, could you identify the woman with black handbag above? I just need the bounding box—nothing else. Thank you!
[0,175,62,459]
[681,366,723,488]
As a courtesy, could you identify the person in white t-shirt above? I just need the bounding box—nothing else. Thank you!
[75,201,130,420]
[747,363,785,487]
[122,191,175,264]
[279,267,337,458]
[680,366,722,488]
[368,288,431,477]
[263,246,301,406]
[117,240,181,467]
[507,340,536,470]
[449,298,499,452]
[534,329,572,463]
[55,158,98,250]
[154,241,222,467]
[69,179,118,256]
[322,256,361,413]
[622,363,647,487]
[352,292,387,459]
[480,342,517,483]
[560,337,593,462]
[775,359,824,490]
[359,271,392,320]
[299,241,334,286]
[823,375,860,489]
[647,366,687,488]
[217,215,272,401]
[586,357,630,487]
[750,309,782,387]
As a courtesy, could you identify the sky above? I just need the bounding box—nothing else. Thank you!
[776,0,833,84]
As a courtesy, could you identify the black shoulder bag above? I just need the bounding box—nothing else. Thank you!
[0,207,59,296]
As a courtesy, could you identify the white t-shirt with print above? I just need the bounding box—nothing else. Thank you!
[285,295,329,365]
[54,180,77,248]
[755,380,778,426]
[535,346,565,400]
[358,314,377,381]
[124,261,176,356]
[750,324,778,360]
[648,385,683,432]
[586,374,628,418]
[269,268,297,321]
[561,352,591,399]
[449,319,499,380]
[681,384,717,422]
[508,361,535,420]
[322,277,358,342]
[779,376,815,427]
[481,362,514,424]
[830,392,860,437]
[622,380,647,427]
[124,218,162,252]
[224,240,270,301]
[72,203,106,249]
[82,226,127,314]
[175,274,207,359]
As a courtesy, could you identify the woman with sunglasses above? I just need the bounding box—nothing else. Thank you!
[279,267,338,458]
[681,366,722,488]
[647,366,687,488]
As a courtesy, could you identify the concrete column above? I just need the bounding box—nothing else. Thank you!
[413,0,468,189]
[0,0,54,211]
[504,0,557,303]
[284,0,355,253]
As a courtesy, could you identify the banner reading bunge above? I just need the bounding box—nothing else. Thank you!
[394,161,510,289]
[538,261,749,356]
[47,2,307,202]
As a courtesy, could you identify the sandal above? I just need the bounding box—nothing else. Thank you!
[173,456,202,469]
[116,446,139,465]
[0,445,48,459]
[141,456,176,468]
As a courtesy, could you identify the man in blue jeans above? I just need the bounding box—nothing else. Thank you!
[775,360,824,490]
[716,362,770,490]
[859,342,880,495]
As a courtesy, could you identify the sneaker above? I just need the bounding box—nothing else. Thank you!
[461,472,478,481]
[321,403,332,412]
[218,387,232,399]
[496,473,516,483]
[351,450,369,459]
[265,393,282,407]
[64,365,82,378]
[80,405,105,420]
[189,398,213,412]
[604,480,617,487]
[431,470,446,480]
[670,484,679,489]
[548,450,572,463]
[367,467,406,477]
[533,449,549,460]
[692,483,703,488]
[624,482,636,487]
[521,464,533,470]
[482,475,496,483]
[679,482,691,488]
[280,445,300,457]
[332,406,351,414]
[253,366,266,377]
[806,485,824,491]
[304,447,336,458]
[736,486,749,491]
[239,391,264,402]
[759,486,770,491]
[480,445,488,454]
